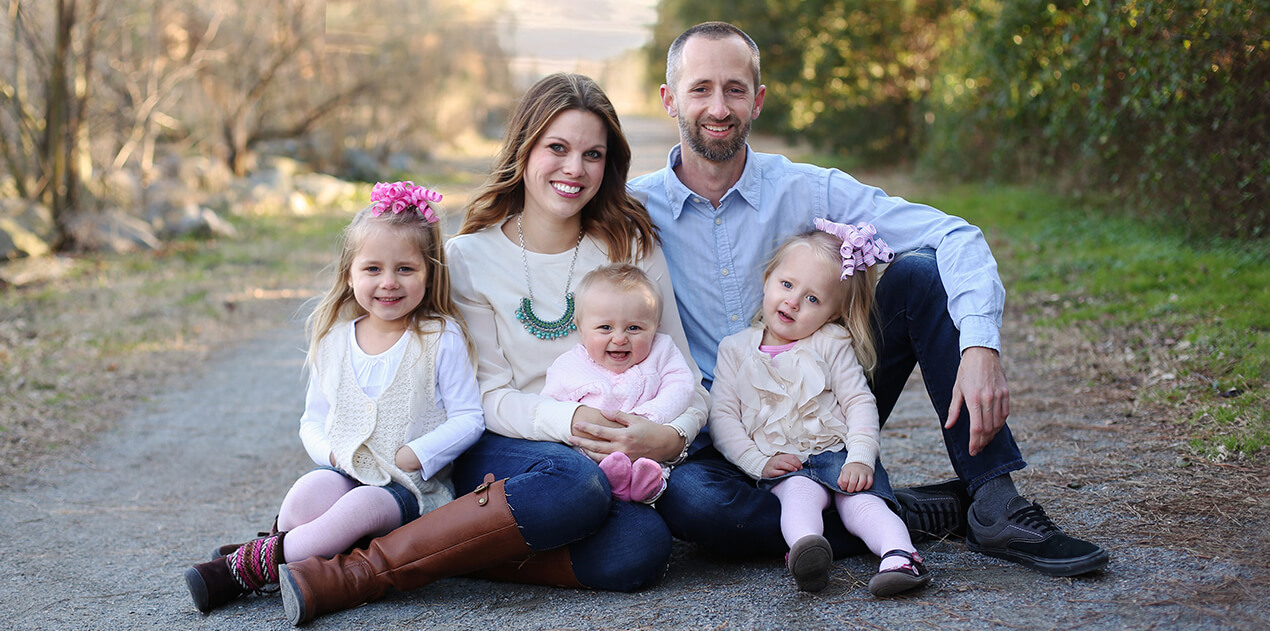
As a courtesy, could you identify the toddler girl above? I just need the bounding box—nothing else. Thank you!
[183,181,484,612]
[709,218,931,597]
[541,263,696,504]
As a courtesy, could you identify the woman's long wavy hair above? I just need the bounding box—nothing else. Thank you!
[756,231,880,376]
[305,206,476,369]
[458,72,658,262]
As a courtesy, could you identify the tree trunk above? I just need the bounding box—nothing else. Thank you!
[42,0,80,248]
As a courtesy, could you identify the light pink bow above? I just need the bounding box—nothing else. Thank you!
[813,217,895,279]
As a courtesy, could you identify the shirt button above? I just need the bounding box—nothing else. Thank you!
[694,197,704,204]
[714,217,722,225]
[721,268,729,276]
[730,314,739,321]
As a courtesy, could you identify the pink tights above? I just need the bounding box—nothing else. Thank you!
[276,469,404,562]
[770,475,915,571]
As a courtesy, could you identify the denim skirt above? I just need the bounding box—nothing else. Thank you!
[756,451,899,512]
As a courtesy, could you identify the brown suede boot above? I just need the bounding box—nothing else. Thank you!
[185,532,285,613]
[279,475,537,625]
[464,547,584,588]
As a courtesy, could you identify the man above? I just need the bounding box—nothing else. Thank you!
[628,21,1107,577]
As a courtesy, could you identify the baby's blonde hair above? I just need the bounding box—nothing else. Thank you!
[573,263,662,325]
[758,231,880,375]
[305,204,476,369]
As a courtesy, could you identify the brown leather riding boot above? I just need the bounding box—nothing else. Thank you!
[464,546,584,588]
[279,475,533,625]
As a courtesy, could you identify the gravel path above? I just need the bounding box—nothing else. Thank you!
[1,117,1265,630]
[2,306,1263,630]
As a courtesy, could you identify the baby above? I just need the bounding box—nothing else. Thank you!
[541,263,696,503]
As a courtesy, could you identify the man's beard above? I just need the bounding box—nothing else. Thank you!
[680,114,751,163]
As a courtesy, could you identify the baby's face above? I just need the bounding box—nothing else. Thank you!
[575,283,659,373]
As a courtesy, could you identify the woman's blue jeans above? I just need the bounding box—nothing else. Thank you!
[452,432,671,591]
[656,249,1027,558]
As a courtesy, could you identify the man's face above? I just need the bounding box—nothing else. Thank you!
[663,35,765,163]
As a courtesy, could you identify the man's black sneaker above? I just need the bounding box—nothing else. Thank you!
[894,479,971,540]
[966,496,1110,576]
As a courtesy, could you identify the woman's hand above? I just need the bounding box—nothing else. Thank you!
[394,445,422,472]
[570,408,683,462]
[837,462,873,493]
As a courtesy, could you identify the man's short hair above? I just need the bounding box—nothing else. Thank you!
[665,21,761,91]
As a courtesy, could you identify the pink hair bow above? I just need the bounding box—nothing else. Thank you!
[370,181,442,224]
[813,217,895,279]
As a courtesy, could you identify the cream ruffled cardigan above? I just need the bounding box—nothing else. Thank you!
[708,323,881,480]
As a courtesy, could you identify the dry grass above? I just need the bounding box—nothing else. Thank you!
[1001,295,1270,601]
[0,212,348,480]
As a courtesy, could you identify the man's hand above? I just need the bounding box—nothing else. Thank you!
[762,453,802,478]
[945,346,1010,456]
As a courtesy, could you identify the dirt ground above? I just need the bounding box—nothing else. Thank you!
[0,117,1267,630]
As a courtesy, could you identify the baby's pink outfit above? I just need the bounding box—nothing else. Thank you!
[541,333,696,503]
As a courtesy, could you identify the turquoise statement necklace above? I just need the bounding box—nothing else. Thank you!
[514,213,583,340]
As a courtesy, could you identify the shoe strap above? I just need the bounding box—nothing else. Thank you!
[879,549,924,565]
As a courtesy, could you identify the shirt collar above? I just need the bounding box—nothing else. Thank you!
[661,143,762,219]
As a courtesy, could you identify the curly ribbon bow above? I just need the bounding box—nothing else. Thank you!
[813,217,895,279]
[370,181,442,224]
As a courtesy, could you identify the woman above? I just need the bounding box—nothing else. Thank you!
[278,73,708,626]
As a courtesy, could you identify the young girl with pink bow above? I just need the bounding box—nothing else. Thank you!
[709,218,932,597]
[183,182,484,613]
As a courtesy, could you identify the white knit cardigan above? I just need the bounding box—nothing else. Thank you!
[318,323,455,515]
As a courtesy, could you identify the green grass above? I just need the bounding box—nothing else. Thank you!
[925,184,1269,458]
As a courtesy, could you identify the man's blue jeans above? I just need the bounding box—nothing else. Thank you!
[657,249,1026,558]
[453,433,672,590]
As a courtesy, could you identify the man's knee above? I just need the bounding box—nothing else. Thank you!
[878,248,940,296]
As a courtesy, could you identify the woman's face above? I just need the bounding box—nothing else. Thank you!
[522,109,608,225]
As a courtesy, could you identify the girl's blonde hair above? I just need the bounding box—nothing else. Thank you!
[757,231,880,375]
[306,205,477,368]
[458,72,659,263]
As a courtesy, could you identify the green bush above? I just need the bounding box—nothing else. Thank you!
[924,0,1269,238]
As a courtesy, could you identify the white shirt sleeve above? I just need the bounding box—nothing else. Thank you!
[298,369,333,467]
[404,323,486,480]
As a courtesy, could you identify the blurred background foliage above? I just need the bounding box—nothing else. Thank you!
[1,0,512,247]
[3,0,1266,248]
[650,0,1268,240]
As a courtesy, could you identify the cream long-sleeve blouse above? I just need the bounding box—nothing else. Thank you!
[708,323,880,480]
[444,222,709,447]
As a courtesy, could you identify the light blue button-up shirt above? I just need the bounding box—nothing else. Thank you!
[629,144,1004,387]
